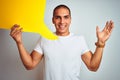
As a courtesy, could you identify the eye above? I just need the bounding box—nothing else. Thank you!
[54,16,60,19]
[64,15,70,19]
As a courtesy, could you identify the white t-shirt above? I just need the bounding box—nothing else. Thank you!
[34,33,90,80]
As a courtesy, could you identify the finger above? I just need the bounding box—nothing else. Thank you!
[107,20,114,33]
[96,26,100,34]
[10,27,23,37]
[11,24,20,31]
[96,26,99,32]
[10,24,21,35]
[11,28,23,37]
[109,20,114,33]
[10,24,20,35]
[10,28,18,36]
[103,21,109,31]
[107,20,113,30]
[104,20,113,32]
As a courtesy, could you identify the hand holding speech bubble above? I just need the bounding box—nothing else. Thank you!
[0,0,58,40]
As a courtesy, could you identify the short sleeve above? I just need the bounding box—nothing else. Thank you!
[80,36,90,55]
[34,37,43,54]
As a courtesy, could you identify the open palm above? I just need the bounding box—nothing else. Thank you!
[96,20,114,43]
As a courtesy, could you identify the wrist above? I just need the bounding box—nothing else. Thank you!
[16,41,23,45]
[95,41,105,48]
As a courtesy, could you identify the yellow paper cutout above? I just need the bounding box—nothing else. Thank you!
[0,0,58,40]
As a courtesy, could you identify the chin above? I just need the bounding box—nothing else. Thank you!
[58,30,66,33]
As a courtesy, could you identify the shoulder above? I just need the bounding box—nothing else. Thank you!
[71,33,85,40]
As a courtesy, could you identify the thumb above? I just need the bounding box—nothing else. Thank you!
[96,26,100,34]
[96,26,100,37]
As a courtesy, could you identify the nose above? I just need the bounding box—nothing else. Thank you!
[60,18,64,24]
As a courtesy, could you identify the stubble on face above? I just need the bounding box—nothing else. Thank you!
[52,8,71,36]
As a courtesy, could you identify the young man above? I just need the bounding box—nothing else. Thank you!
[10,4,114,80]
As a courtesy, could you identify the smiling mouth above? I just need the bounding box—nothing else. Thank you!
[58,25,66,30]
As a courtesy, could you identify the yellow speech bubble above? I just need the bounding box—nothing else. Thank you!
[0,0,58,40]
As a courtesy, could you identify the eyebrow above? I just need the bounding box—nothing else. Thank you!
[64,15,70,17]
[54,14,70,17]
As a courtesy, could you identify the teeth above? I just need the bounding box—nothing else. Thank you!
[59,25,65,29]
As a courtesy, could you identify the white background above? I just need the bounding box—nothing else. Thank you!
[0,0,120,80]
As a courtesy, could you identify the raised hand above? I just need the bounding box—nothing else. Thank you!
[10,24,23,44]
[96,20,114,44]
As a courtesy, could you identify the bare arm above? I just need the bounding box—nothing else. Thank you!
[10,24,43,70]
[81,48,103,71]
[16,43,43,70]
[81,20,114,71]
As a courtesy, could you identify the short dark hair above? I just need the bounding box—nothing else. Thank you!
[53,4,71,17]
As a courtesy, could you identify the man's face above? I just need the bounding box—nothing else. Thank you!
[52,8,71,35]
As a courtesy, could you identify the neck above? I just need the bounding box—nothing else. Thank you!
[55,32,70,36]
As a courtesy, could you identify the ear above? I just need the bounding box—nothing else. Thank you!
[52,17,54,24]
[69,16,71,24]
